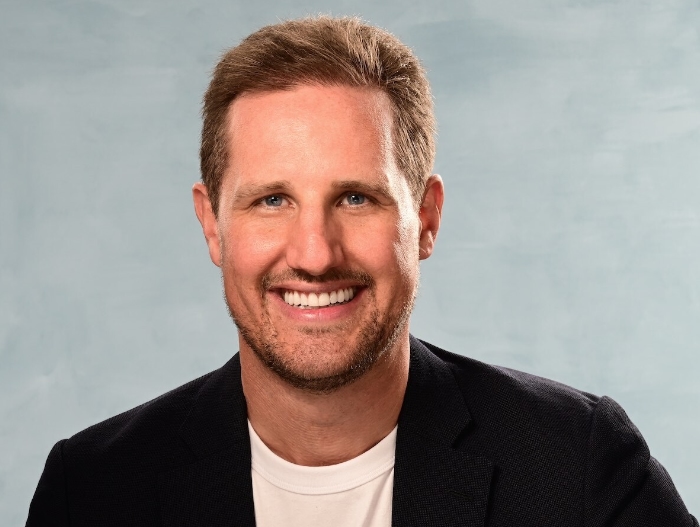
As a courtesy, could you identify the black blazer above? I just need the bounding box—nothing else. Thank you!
[27,337,697,526]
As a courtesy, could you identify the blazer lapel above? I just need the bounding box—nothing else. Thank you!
[392,337,494,527]
[158,355,256,527]
[156,339,493,526]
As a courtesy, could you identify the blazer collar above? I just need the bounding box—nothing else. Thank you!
[158,354,256,527]
[392,337,494,527]
[157,338,494,527]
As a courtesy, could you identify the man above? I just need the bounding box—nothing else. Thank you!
[27,16,696,527]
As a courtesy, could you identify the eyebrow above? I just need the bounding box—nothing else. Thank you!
[331,180,395,202]
[231,180,294,204]
[230,178,396,206]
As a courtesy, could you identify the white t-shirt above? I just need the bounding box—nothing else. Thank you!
[248,421,396,527]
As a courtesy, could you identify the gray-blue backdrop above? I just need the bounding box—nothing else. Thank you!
[2,0,699,523]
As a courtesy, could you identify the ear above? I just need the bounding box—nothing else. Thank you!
[192,182,222,267]
[418,175,444,261]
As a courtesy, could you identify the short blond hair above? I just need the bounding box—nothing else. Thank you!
[200,16,435,214]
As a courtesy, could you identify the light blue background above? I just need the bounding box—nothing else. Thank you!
[2,0,699,523]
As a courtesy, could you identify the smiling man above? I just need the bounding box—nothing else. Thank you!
[200,84,427,401]
[194,82,431,477]
[27,16,696,527]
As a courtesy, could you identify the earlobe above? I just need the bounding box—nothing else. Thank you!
[192,182,222,267]
[418,175,444,261]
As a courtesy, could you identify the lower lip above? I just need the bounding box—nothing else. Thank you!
[270,288,365,323]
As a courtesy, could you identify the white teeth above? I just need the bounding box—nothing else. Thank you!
[283,287,356,307]
[318,292,330,306]
[308,293,319,307]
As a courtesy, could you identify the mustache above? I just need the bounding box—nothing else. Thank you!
[261,268,374,291]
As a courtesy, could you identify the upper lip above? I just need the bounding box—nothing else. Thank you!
[269,282,364,294]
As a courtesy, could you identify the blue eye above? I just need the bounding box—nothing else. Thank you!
[345,194,366,205]
[264,195,284,207]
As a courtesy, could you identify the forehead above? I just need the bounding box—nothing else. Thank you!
[231,83,392,121]
[224,85,397,184]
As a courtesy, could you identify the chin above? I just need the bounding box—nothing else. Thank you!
[225,271,417,393]
[234,303,411,394]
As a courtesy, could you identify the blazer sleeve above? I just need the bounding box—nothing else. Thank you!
[584,396,697,527]
[26,439,70,527]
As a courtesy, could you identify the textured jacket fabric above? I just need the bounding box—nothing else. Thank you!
[27,336,697,526]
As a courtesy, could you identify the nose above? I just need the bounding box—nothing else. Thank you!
[285,205,342,276]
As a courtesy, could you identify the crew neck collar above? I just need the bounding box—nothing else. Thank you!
[248,420,397,495]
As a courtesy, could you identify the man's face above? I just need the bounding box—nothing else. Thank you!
[195,85,440,392]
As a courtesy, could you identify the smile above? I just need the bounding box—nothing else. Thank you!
[283,287,357,308]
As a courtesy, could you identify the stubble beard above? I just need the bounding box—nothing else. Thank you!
[224,269,417,394]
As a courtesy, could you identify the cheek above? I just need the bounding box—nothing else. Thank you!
[385,206,421,279]
[345,215,419,283]
[394,219,420,276]
[220,222,286,287]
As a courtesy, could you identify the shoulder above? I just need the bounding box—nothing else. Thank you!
[424,337,640,466]
[419,338,652,460]
[27,358,244,525]
[61,366,219,476]
[419,338,600,424]
[417,339,606,495]
[417,339,697,526]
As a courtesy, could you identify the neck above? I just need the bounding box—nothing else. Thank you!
[240,333,410,466]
